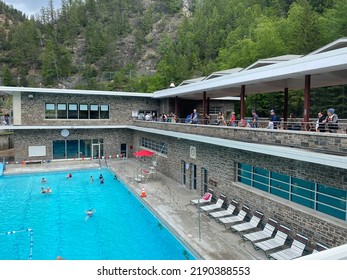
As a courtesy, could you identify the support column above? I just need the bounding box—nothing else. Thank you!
[175,96,180,118]
[202,91,206,122]
[304,75,311,124]
[207,97,210,115]
[283,87,289,129]
[240,85,246,119]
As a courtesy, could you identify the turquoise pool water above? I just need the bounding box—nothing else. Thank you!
[0,169,196,260]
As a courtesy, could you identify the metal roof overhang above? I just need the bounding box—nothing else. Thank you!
[153,47,347,100]
[0,86,153,98]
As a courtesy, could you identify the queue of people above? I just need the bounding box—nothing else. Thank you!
[137,107,342,133]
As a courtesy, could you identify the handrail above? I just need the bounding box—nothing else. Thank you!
[135,118,347,133]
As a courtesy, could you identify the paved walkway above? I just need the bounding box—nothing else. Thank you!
[4,158,266,260]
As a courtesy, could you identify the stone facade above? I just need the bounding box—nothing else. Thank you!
[19,93,160,126]
[132,131,347,248]
[134,120,347,154]
[13,129,134,162]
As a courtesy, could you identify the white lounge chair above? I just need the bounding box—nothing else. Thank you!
[218,205,250,228]
[313,242,329,254]
[190,189,213,207]
[253,225,291,254]
[269,233,309,260]
[200,195,226,213]
[209,200,238,220]
[230,211,264,234]
[242,218,278,243]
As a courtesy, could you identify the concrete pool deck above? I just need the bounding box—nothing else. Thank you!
[3,158,266,260]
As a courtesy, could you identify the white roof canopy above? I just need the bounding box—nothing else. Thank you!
[154,38,347,100]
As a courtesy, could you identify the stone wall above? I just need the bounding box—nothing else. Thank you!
[134,120,347,154]
[20,93,160,126]
[132,131,347,248]
[13,129,134,161]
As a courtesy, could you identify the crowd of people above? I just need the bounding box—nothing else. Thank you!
[140,107,341,133]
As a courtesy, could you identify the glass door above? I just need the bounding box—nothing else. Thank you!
[92,143,101,159]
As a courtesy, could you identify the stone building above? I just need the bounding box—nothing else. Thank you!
[1,38,347,253]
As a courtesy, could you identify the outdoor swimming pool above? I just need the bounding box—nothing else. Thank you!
[0,169,196,260]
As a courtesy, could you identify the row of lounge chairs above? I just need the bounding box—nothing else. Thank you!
[190,192,329,260]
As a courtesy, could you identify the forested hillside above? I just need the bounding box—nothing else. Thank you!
[1,0,347,117]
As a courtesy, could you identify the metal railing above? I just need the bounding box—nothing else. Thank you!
[136,117,347,133]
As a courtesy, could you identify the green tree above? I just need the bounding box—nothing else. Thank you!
[2,65,13,86]
[283,0,325,54]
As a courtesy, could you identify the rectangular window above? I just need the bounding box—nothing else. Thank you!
[45,103,56,119]
[317,184,346,211]
[236,162,347,221]
[100,105,109,119]
[316,203,346,220]
[253,167,269,192]
[139,137,167,155]
[57,103,67,119]
[80,140,91,158]
[52,140,66,159]
[270,172,290,200]
[79,104,89,119]
[66,140,79,159]
[68,103,78,119]
[202,168,208,194]
[237,163,252,186]
[90,104,99,119]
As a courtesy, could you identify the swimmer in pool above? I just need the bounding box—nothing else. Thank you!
[84,208,96,221]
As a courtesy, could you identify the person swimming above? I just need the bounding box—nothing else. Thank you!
[84,208,96,221]
[41,187,52,193]
[66,173,72,178]
[41,178,47,183]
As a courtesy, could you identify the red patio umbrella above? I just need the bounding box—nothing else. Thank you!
[133,149,155,157]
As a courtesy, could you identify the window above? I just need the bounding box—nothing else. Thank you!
[90,104,99,119]
[237,163,252,186]
[45,103,56,119]
[52,139,102,160]
[57,103,67,119]
[237,162,347,221]
[253,167,269,192]
[270,172,290,200]
[68,104,78,119]
[79,104,88,119]
[45,103,110,120]
[140,137,167,155]
[202,168,208,194]
[100,105,109,119]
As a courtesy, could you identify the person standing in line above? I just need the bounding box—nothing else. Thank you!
[251,110,259,128]
[316,112,326,132]
[230,112,236,126]
[323,108,338,133]
[269,109,279,129]
[190,109,198,124]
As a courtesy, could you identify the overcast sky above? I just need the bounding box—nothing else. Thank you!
[3,0,61,16]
